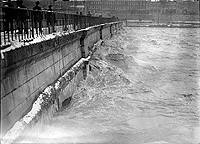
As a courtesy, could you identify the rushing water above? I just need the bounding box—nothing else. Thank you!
[18,27,200,144]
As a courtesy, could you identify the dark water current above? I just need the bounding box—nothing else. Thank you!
[18,27,200,144]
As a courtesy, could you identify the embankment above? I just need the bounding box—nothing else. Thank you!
[1,21,123,143]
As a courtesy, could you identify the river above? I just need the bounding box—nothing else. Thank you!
[17,27,200,144]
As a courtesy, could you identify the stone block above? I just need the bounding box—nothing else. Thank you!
[28,78,37,95]
[63,54,70,67]
[1,110,16,136]
[69,82,73,97]
[17,66,28,87]
[72,49,77,60]
[35,58,45,72]
[45,55,54,69]
[38,58,46,74]
[50,64,56,77]
[54,61,60,74]
[75,48,80,59]
[49,54,54,66]
[69,53,74,63]
[32,61,41,77]
[12,99,28,123]
[1,76,14,97]
[1,92,15,118]
[12,84,29,108]
[25,92,38,111]
[77,48,82,59]
[62,45,70,57]
[84,38,89,47]
[25,62,36,81]
[84,45,89,57]
[74,40,80,49]
[69,43,76,54]
[24,45,34,58]
[1,79,9,98]
[52,51,60,63]
[44,65,55,83]
[71,56,77,65]
[71,79,75,95]
[61,64,67,75]
[1,82,6,98]
[35,73,45,89]
[78,72,82,82]
[32,43,43,56]
[59,59,64,71]
[4,50,17,67]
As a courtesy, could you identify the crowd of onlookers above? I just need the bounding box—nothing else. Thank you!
[2,0,117,35]
[2,0,56,34]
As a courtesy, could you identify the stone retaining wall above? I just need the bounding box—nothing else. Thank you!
[1,21,123,141]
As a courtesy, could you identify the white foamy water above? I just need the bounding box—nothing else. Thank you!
[16,27,200,144]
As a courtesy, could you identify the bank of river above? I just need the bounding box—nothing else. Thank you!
[17,27,200,144]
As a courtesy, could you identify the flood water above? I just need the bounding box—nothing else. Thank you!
[18,27,200,144]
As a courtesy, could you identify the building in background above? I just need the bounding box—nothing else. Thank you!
[1,0,199,20]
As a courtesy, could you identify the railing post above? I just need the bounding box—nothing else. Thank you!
[31,10,34,38]
[73,15,76,31]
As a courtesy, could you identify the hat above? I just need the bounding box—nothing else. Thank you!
[36,1,40,5]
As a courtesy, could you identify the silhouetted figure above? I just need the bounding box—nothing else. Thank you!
[16,0,28,34]
[16,0,26,9]
[3,1,14,34]
[47,5,53,26]
[87,11,91,16]
[79,12,83,29]
[33,1,42,34]
[74,11,79,30]
[87,11,92,26]
[47,5,56,32]
[33,1,41,10]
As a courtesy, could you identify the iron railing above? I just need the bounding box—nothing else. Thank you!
[0,7,117,48]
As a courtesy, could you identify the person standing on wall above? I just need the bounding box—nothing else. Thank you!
[16,0,28,34]
[47,5,56,32]
[33,1,43,34]
[3,1,14,34]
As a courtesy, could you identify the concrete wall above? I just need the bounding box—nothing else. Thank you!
[1,21,123,138]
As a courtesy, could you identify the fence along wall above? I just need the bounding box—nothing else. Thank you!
[0,6,117,46]
[1,22,123,139]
